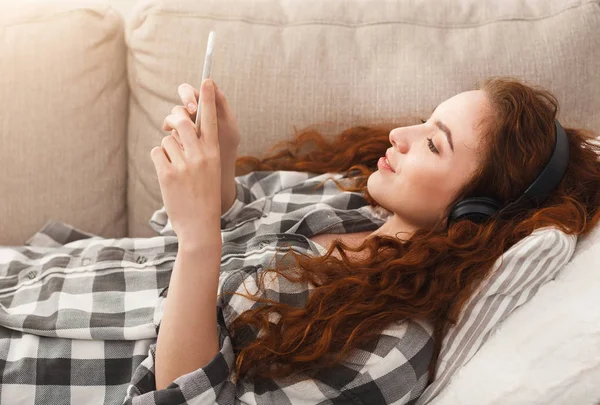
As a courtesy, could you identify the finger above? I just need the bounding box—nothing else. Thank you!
[178,83,200,114]
[171,129,184,149]
[163,105,195,131]
[164,114,199,155]
[172,105,197,125]
[200,79,218,147]
[163,105,198,132]
[150,146,170,173]
[161,135,184,166]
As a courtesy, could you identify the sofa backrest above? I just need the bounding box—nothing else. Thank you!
[1,0,599,243]
[125,0,600,239]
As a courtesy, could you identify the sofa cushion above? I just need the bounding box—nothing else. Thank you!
[0,0,129,245]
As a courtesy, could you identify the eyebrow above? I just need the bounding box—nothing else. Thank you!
[430,106,455,154]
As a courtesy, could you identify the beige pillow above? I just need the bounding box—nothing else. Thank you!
[0,0,129,245]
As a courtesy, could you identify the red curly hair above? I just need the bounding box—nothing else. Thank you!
[223,77,600,385]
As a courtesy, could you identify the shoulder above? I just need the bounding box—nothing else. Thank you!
[308,319,435,404]
[342,318,434,374]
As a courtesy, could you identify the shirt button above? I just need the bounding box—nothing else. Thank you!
[27,271,37,280]
[259,241,268,249]
[136,256,147,264]
[82,258,91,266]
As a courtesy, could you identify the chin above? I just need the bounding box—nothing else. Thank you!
[368,172,390,193]
[366,189,389,211]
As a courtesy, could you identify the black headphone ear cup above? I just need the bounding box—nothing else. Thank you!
[447,119,568,227]
[448,197,503,224]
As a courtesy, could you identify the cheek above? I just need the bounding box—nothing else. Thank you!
[401,164,454,203]
[401,161,441,186]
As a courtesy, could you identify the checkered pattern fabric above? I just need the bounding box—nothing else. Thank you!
[0,170,435,404]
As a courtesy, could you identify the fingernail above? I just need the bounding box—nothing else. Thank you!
[203,78,213,93]
[187,103,196,113]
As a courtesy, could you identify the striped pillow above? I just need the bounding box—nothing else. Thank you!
[415,226,577,405]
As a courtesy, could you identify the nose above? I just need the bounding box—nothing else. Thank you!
[389,128,410,154]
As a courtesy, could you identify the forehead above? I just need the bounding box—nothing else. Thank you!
[434,90,489,155]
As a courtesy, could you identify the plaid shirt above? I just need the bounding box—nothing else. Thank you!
[0,170,434,405]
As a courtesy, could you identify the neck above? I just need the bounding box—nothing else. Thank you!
[367,213,420,241]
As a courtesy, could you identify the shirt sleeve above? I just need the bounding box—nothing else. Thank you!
[122,308,237,405]
[220,170,325,229]
[150,170,341,236]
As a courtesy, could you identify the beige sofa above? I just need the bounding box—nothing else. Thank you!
[2,0,600,404]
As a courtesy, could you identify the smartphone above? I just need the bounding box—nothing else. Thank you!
[195,30,216,138]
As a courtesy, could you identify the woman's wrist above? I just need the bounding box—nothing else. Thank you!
[178,226,221,254]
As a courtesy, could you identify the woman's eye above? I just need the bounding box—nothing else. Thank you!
[427,137,439,154]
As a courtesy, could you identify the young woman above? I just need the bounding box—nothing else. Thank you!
[146,76,600,404]
[1,77,599,405]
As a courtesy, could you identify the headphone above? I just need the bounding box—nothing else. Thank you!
[447,118,570,225]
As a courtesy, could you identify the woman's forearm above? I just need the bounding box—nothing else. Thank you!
[221,175,237,215]
[155,241,221,391]
[221,152,238,215]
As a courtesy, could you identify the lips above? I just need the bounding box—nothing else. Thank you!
[385,151,395,172]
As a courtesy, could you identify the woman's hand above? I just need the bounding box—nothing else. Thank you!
[151,79,221,247]
[164,80,241,215]
[163,81,241,162]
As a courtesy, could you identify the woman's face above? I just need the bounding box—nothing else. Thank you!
[367,90,491,232]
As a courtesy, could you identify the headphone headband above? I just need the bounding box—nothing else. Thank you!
[448,118,569,224]
[501,119,570,212]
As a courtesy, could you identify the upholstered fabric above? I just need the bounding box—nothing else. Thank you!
[0,0,129,246]
[124,0,600,238]
[1,0,599,243]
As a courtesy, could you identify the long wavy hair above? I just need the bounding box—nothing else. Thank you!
[223,77,600,385]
